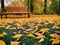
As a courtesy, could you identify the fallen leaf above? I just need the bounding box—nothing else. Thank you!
[0,40,6,45]
[50,34,60,39]
[52,25,59,29]
[0,25,5,28]
[2,31,7,35]
[39,28,49,34]
[0,34,4,37]
[12,34,23,39]
[9,27,16,30]
[39,38,44,42]
[50,38,60,45]
[27,33,35,38]
[32,26,38,33]
[35,33,45,39]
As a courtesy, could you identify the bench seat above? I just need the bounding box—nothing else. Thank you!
[0,6,30,18]
[1,12,28,14]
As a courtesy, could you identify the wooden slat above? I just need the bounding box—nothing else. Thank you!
[6,7,28,12]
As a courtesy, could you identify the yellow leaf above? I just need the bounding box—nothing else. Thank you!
[0,34,4,37]
[52,25,59,29]
[49,21,53,24]
[50,34,60,39]
[39,38,44,42]
[44,22,49,25]
[10,41,19,45]
[32,26,38,33]
[50,38,60,45]
[35,33,45,39]
[39,28,49,34]
[0,40,6,45]
[12,34,23,39]
[29,24,35,29]
[2,31,7,35]
[0,25,5,28]
[37,23,43,26]
[27,33,35,38]
[9,27,16,30]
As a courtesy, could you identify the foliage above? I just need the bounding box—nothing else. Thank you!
[8,0,24,6]
[32,0,44,14]
[24,0,44,14]
[0,19,60,45]
[49,0,59,14]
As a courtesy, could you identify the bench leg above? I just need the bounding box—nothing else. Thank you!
[1,14,3,19]
[22,14,23,16]
[28,13,30,18]
[5,14,8,18]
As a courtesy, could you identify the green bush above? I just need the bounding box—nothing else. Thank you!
[49,0,59,13]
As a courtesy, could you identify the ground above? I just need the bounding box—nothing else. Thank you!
[0,14,60,22]
[0,14,60,45]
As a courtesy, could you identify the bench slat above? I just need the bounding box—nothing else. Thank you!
[6,7,28,12]
[2,12,28,14]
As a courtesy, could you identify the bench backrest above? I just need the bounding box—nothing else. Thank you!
[6,6,28,12]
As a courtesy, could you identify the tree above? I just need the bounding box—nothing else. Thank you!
[1,0,6,12]
[30,0,34,13]
[44,0,47,14]
[58,0,60,14]
[49,0,59,14]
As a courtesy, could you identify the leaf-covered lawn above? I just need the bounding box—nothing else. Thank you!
[0,15,60,45]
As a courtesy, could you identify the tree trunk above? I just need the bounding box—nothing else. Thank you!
[44,0,47,14]
[1,0,6,12]
[59,0,60,14]
[30,0,33,13]
[28,0,30,17]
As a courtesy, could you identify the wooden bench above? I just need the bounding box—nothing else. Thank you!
[0,6,30,18]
